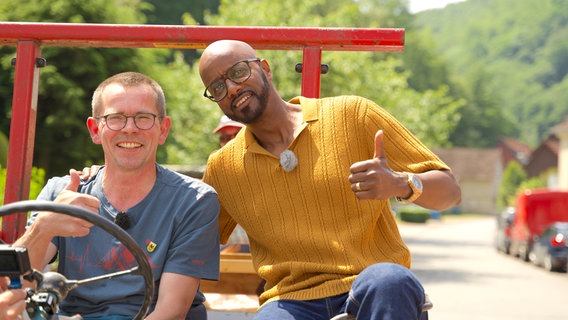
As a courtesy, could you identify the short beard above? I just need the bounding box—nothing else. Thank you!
[233,71,270,124]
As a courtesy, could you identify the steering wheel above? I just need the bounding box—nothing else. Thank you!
[0,200,154,320]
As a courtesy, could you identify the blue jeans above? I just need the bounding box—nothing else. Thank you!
[253,263,428,320]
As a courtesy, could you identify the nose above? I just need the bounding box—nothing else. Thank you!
[225,79,242,100]
[122,116,138,131]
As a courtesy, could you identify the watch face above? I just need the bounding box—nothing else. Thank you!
[412,175,423,191]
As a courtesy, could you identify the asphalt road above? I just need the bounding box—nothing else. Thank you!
[208,215,568,320]
[400,215,568,320]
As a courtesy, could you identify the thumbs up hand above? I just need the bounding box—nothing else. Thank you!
[348,130,404,200]
[56,169,100,212]
[37,169,100,238]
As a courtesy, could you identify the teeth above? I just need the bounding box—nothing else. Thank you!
[118,142,141,149]
[235,94,250,108]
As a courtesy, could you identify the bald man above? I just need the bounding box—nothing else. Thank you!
[198,40,461,320]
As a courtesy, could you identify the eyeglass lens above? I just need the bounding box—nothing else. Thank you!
[205,60,255,101]
[103,113,157,130]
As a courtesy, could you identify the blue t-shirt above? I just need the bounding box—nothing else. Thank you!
[28,164,220,319]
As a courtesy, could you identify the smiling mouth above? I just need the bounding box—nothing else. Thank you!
[233,92,252,110]
[118,142,142,149]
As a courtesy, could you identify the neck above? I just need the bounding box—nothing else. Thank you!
[102,164,156,212]
[252,102,303,156]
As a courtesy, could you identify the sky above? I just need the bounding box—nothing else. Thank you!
[407,0,466,14]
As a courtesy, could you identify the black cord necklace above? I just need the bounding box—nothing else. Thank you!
[114,211,131,230]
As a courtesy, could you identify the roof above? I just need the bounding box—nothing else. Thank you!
[432,148,501,181]
[498,138,532,165]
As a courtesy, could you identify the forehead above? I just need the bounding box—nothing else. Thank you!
[101,84,157,113]
[207,54,247,75]
[201,44,255,82]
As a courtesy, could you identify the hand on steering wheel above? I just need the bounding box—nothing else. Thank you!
[0,201,154,320]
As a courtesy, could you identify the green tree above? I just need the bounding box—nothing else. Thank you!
[0,132,7,167]
[516,169,555,194]
[149,52,220,166]
[0,0,468,178]
[415,0,568,147]
[0,165,45,205]
[141,0,221,64]
[0,0,184,176]
[202,0,462,147]
[449,67,516,147]
[497,161,527,210]
[142,0,219,25]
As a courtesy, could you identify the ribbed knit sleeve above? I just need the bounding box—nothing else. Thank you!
[203,95,449,306]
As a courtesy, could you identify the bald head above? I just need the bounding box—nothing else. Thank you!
[199,40,259,84]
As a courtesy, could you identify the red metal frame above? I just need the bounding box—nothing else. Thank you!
[0,22,404,242]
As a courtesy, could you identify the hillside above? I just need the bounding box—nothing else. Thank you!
[415,0,568,146]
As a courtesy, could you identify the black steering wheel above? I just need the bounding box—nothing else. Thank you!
[0,200,154,320]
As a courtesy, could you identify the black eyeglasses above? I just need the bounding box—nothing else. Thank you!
[97,113,160,131]
[203,58,261,102]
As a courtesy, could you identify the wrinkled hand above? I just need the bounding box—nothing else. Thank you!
[36,169,99,238]
[0,277,26,320]
[348,130,400,200]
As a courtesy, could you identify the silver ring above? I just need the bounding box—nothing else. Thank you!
[355,182,362,191]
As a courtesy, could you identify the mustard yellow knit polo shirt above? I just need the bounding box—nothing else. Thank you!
[204,95,449,306]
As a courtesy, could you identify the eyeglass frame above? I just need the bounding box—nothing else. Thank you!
[95,112,162,131]
[203,58,261,102]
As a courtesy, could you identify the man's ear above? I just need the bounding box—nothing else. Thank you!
[86,117,102,144]
[158,116,172,145]
[260,59,273,81]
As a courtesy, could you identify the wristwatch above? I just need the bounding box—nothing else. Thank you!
[396,172,423,204]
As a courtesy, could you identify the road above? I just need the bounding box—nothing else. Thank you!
[208,215,568,319]
[400,215,568,320]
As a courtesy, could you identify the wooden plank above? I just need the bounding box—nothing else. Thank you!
[201,273,264,295]
[219,258,256,274]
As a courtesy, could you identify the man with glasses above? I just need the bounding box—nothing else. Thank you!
[198,40,461,320]
[14,72,220,320]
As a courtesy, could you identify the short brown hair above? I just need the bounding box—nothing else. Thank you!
[91,72,166,117]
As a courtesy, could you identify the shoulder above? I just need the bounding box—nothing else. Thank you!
[296,95,377,111]
[38,176,71,198]
[156,164,217,197]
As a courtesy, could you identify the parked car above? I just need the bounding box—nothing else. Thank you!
[529,222,568,272]
[509,190,568,261]
[495,206,516,254]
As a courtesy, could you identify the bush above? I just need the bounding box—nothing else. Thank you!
[399,209,430,223]
[0,165,46,205]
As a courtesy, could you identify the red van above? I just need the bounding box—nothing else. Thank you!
[509,189,568,261]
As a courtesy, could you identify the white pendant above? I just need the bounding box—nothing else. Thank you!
[279,150,298,172]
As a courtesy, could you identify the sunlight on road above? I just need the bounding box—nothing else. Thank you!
[399,216,567,320]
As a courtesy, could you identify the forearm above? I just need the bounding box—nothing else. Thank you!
[413,170,461,211]
[144,273,199,320]
[145,309,190,320]
[12,221,55,271]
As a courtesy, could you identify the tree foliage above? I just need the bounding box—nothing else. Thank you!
[497,161,527,210]
[203,0,462,147]
[416,0,568,147]
[0,0,220,177]
[1,0,151,177]
[0,165,45,205]
[4,0,516,180]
